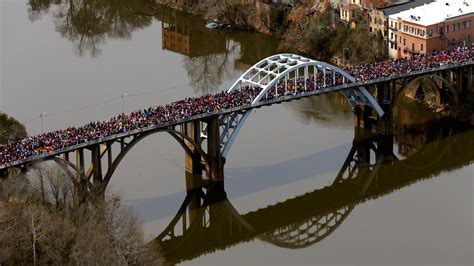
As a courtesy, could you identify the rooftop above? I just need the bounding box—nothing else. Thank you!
[389,0,474,26]
[381,0,434,16]
[342,4,362,10]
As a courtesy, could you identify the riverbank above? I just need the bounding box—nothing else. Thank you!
[155,0,387,65]
[437,93,474,124]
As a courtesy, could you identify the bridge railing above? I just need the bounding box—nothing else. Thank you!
[1,60,472,169]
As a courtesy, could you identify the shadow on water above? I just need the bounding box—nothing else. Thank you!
[145,116,473,264]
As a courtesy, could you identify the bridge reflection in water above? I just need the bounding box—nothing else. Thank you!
[150,120,474,265]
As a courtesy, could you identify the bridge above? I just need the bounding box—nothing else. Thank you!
[1,51,473,200]
[151,123,474,265]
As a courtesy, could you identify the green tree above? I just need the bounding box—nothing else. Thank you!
[0,113,27,144]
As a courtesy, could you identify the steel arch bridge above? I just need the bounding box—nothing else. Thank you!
[204,54,384,157]
[2,53,471,198]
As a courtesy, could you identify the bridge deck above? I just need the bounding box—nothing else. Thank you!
[1,60,472,169]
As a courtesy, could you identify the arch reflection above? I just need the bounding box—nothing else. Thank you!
[152,120,474,265]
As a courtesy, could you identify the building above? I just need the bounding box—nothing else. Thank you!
[390,0,474,59]
[338,0,435,54]
[340,4,362,23]
[364,0,434,58]
[367,0,409,37]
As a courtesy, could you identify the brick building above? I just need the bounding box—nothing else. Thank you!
[389,0,474,59]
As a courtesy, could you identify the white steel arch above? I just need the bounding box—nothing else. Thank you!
[211,54,384,157]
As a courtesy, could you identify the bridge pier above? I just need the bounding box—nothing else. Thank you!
[183,120,205,225]
[0,168,7,179]
[353,105,373,129]
[75,148,88,203]
[355,137,371,166]
[184,121,203,177]
[467,65,473,92]
[467,66,474,92]
[455,68,464,94]
[206,115,224,182]
[90,144,104,197]
[376,82,394,135]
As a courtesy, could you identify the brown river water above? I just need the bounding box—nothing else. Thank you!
[1,1,473,265]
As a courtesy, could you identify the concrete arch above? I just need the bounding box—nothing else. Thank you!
[100,128,209,193]
[395,74,459,105]
[31,157,83,184]
[30,157,94,196]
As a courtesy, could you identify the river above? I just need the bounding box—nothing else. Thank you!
[1,1,473,265]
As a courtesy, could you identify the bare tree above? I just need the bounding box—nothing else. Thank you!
[0,167,163,265]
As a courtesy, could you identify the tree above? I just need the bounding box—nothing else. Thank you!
[0,113,27,144]
[0,167,163,265]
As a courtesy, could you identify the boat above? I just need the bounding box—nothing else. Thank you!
[205,21,223,29]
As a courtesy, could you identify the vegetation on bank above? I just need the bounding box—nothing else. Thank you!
[442,93,474,123]
[0,168,163,265]
[279,5,387,65]
[0,114,161,265]
[0,113,27,144]
[157,0,387,65]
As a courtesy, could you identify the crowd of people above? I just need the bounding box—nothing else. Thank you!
[1,47,472,166]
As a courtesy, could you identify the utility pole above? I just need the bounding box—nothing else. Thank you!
[121,92,128,114]
[40,112,46,133]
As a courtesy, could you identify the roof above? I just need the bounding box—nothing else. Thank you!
[381,0,435,16]
[389,0,474,26]
[341,4,361,10]
[364,0,391,9]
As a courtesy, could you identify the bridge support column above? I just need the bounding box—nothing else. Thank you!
[91,144,104,197]
[206,115,224,182]
[376,82,393,135]
[376,135,394,163]
[75,148,88,203]
[354,128,371,166]
[467,65,473,92]
[466,65,473,92]
[455,68,464,94]
[353,105,373,129]
[184,121,202,178]
[0,168,7,179]
[183,120,205,224]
